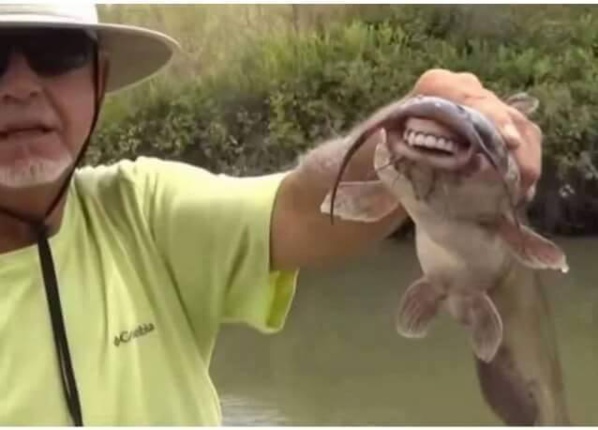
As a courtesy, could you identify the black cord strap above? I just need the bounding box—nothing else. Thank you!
[35,224,83,426]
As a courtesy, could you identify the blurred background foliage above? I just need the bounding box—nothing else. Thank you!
[92,4,598,234]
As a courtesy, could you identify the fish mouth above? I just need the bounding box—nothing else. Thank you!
[385,96,508,173]
[328,95,512,225]
[394,117,473,170]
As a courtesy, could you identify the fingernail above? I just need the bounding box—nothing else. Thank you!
[503,123,522,144]
[378,128,387,141]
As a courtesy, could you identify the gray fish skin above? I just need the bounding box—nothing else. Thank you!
[476,236,570,425]
[320,93,570,425]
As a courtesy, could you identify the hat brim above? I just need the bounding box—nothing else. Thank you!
[0,14,180,93]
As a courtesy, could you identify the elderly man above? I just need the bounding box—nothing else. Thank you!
[0,3,541,426]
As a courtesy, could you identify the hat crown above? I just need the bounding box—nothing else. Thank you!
[0,3,98,24]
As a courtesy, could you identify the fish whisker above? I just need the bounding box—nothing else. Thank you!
[389,168,402,192]
[374,157,400,174]
[469,129,525,248]
[424,170,436,200]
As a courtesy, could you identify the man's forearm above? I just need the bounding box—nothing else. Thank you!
[295,132,380,193]
[289,92,413,206]
[270,128,408,271]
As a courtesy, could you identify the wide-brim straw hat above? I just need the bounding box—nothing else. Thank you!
[0,3,180,93]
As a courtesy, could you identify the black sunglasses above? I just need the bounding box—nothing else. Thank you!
[0,28,97,78]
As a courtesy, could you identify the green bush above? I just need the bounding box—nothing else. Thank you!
[89,5,598,180]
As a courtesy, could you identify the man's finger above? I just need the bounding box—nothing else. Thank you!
[466,96,522,150]
[502,123,524,151]
[514,117,542,196]
[464,94,542,197]
[504,106,541,149]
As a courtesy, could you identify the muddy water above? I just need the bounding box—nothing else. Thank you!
[211,238,598,425]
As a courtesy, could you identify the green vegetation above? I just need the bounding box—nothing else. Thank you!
[91,5,598,181]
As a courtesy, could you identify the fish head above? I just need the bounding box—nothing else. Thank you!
[374,93,539,221]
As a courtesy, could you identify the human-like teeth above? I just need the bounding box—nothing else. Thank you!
[404,130,459,153]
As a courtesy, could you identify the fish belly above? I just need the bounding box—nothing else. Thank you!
[414,218,510,294]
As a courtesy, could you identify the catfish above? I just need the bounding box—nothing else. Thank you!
[320,93,571,424]
[321,93,568,362]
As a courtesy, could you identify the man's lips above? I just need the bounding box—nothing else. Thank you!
[0,126,54,141]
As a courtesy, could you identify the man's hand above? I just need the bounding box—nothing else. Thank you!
[410,69,542,198]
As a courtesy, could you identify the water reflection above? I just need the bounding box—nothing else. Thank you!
[211,238,598,425]
[221,394,289,426]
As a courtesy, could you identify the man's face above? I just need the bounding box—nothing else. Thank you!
[0,28,101,189]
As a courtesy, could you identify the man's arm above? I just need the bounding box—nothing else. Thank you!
[269,69,542,272]
[270,129,407,272]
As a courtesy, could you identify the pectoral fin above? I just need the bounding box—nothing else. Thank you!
[395,278,443,338]
[505,92,539,116]
[320,180,399,222]
[497,218,569,273]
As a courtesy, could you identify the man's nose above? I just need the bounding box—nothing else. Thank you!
[0,51,43,103]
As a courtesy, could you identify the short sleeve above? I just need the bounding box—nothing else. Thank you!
[125,157,298,336]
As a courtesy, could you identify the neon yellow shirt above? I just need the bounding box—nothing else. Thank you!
[0,157,298,425]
